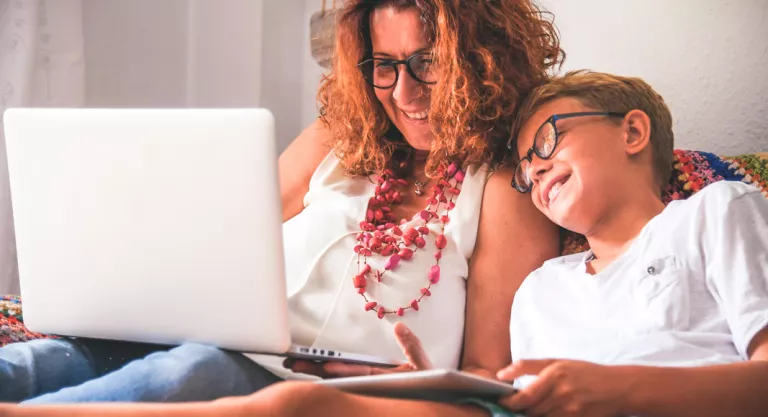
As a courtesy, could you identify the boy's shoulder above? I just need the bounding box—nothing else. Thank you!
[680,180,762,207]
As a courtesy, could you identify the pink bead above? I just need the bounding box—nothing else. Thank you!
[365,301,377,311]
[453,169,465,182]
[384,254,401,270]
[397,308,405,316]
[434,251,442,260]
[377,307,386,319]
[398,248,414,260]
[414,237,426,248]
[410,300,420,311]
[361,264,371,275]
[421,288,432,296]
[419,210,431,221]
[381,181,392,192]
[446,163,458,178]
[429,265,441,284]
[435,234,447,249]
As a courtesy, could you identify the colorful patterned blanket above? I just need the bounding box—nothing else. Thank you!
[2,150,767,347]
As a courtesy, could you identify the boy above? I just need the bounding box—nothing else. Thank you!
[488,71,768,417]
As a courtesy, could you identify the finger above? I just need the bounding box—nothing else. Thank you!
[497,359,558,381]
[322,362,374,377]
[526,391,563,417]
[394,322,433,370]
[369,363,415,375]
[290,360,331,378]
[503,372,556,412]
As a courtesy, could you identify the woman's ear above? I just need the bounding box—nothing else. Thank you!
[623,109,652,156]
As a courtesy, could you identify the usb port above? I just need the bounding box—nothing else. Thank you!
[328,351,335,356]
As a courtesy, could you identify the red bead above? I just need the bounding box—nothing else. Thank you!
[377,195,386,203]
[448,202,456,210]
[374,270,382,282]
[435,234,447,249]
[421,288,432,296]
[429,265,440,284]
[354,245,363,254]
[397,308,405,316]
[366,210,374,222]
[375,185,382,194]
[441,215,450,223]
[358,287,366,294]
[419,210,431,221]
[381,181,392,192]
[414,237,426,248]
[397,179,408,186]
[403,236,413,247]
[361,264,371,275]
[405,227,419,240]
[384,236,396,244]
[361,249,372,257]
[410,300,420,311]
[384,254,401,270]
[454,169,465,182]
[353,275,366,288]
[381,245,395,256]
[439,194,448,203]
[365,301,377,311]
[434,251,442,260]
[385,222,395,229]
[377,307,386,319]
[356,232,365,241]
[449,187,461,195]
[446,162,458,177]
[381,206,391,213]
[374,209,384,221]
[398,248,414,260]
[418,226,430,235]
[369,237,381,248]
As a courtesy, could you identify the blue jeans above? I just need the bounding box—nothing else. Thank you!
[0,338,281,403]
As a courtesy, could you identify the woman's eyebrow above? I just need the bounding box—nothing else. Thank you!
[371,47,431,59]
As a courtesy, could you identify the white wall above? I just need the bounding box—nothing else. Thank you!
[537,0,768,155]
[299,0,768,155]
[83,0,262,108]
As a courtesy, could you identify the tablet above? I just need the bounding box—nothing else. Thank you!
[316,369,517,402]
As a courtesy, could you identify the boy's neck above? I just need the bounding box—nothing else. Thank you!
[584,190,666,274]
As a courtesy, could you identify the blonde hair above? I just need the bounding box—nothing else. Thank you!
[511,70,674,190]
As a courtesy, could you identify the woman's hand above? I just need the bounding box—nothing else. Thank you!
[284,322,433,378]
[497,359,633,417]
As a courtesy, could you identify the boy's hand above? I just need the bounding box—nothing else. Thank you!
[497,359,632,417]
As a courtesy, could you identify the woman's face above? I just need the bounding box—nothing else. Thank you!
[369,7,434,151]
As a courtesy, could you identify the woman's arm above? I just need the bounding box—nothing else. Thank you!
[279,120,331,222]
[461,166,560,377]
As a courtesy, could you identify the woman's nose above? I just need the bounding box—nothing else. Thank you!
[392,68,425,105]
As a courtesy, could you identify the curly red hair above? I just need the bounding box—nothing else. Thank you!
[317,0,564,176]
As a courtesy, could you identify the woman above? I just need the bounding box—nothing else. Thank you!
[0,0,561,409]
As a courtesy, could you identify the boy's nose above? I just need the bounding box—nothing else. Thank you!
[528,157,553,185]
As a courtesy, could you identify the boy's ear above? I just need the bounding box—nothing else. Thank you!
[623,109,652,156]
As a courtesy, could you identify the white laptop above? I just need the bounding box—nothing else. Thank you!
[2,108,396,367]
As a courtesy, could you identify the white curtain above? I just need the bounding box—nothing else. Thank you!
[0,0,84,295]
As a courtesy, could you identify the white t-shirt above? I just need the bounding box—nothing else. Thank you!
[510,181,768,388]
[249,153,490,378]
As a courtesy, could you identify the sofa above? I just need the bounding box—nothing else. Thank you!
[2,150,767,348]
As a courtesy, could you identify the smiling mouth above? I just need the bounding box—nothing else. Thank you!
[544,174,570,207]
[400,109,429,121]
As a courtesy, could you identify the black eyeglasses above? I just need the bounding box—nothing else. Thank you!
[511,111,628,193]
[358,52,436,89]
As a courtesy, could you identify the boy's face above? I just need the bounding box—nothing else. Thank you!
[516,98,629,233]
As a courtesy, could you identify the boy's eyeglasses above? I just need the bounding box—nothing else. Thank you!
[358,52,436,89]
[511,111,627,193]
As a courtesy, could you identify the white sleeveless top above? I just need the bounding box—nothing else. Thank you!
[250,153,489,378]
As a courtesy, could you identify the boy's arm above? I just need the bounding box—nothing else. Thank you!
[498,331,768,417]
[620,327,768,417]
